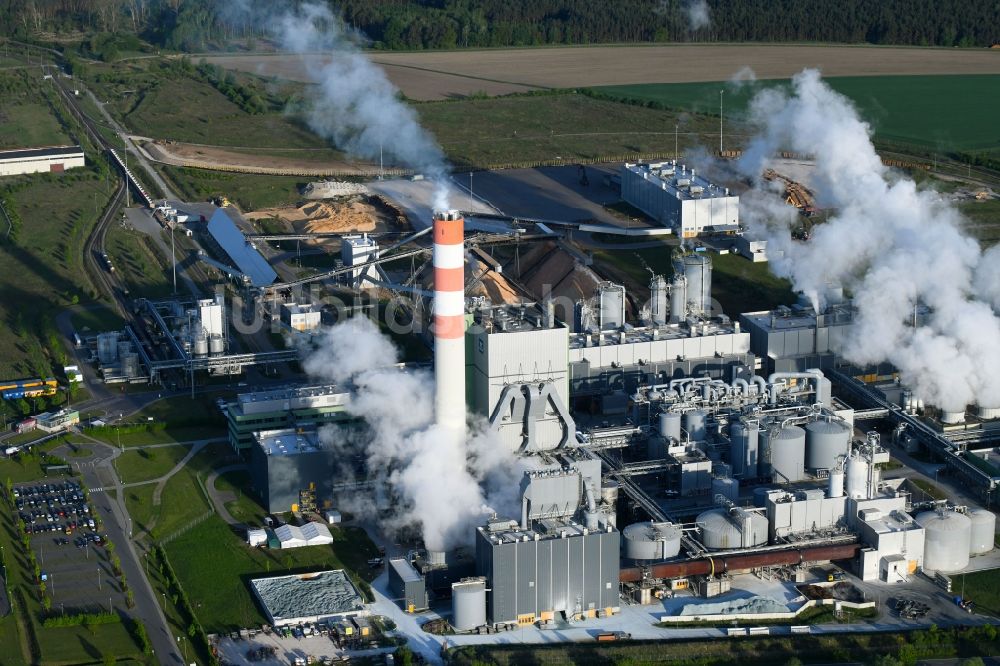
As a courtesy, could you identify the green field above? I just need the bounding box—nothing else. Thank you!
[105,225,174,298]
[70,304,125,335]
[952,569,1000,616]
[589,75,1000,157]
[85,395,227,447]
[214,470,268,525]
[0,71,71,149]
[417,92,722,167]
[163,515,380,632]
[159,164,306,211]
[115,444,192,485]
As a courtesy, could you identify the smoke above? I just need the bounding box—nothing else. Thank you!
[302,318,523,550]
[685,0,711,30]
[729,65,757,87]
[735,69,1000,411]
[230,2,451,210]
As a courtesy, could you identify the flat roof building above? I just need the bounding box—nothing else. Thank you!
[621,161,738,238]
[249,570,367,627]
[225,384,351,451]
[0,145,85,177]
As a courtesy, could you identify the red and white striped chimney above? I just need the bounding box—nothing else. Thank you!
[433,210,466,433]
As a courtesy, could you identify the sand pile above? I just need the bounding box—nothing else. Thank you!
[246,200,377,234]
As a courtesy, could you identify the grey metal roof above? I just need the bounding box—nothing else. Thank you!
[250,570,364,623]
[207,208,278,287]
[0,145,84,161]
[389,558,422,583]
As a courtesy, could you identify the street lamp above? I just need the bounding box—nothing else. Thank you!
[719,90,724,156]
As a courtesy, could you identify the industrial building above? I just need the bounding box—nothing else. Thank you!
[621,161,739,238]
[248,428,339,513]
[280,302,322,332]
[224,384,351,451]
[35,409,79,433]
[0,145,84,176]
[740,301,856,375]
[206,208,278,287]
[249,571,367,627]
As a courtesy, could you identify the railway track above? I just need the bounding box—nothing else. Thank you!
[82,182,126,315]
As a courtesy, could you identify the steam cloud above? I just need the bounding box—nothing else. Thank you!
[685,0,711,30]
[303,318,524,550]
[234,2,452,209]
[736,69,1000,412]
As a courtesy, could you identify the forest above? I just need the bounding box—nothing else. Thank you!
[1,0,998,53]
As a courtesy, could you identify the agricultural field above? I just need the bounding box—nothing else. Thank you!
[416,92,721,167]
[207,44,1000,101]
[590,75,1000,157]
[163,515,380,632]
[0,71,71,149]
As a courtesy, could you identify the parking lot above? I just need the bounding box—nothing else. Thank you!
[13,480,127,612]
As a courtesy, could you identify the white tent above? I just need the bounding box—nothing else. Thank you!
[247,528,268,547]
[275,522,334,549]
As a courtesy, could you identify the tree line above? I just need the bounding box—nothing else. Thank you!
[1,0,998,52]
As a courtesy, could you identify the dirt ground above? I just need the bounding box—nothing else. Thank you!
[245,199,378,233]
[206,45,1000,100]
[143,140,381,175]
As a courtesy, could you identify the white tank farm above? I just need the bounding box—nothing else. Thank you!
[761,425,806,483]
[968,508,996,555]
[697,508,768,550]
[684,409,708,442]
[804,419,851,471]
[451,578,487,631]
[916,510,972,572]
[711,477,739,502]
[622,521,682,560]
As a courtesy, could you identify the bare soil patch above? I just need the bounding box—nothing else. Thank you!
[143,140,380,175]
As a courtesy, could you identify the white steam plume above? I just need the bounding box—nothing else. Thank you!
[685,0,711,30]
[736,69,1000,412]
[302,318,524,550]
[263,3,450,210]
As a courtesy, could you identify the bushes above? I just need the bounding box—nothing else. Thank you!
[42,611,120,628]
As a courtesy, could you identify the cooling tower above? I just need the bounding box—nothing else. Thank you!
[433,211,467,433]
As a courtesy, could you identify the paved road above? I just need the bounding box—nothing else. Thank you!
[64,441,183,664]
[205,464,249,528]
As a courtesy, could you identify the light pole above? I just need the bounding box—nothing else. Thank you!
[97,566,101,591]
[674,124,679,160]
[171,224,177,294]
[719,90,724,156]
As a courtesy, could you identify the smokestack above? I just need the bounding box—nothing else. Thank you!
[433,210,466,433]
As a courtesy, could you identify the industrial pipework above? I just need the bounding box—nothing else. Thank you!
[433,211,467,433]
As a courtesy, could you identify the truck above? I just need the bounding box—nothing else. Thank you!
[596,631,631,642]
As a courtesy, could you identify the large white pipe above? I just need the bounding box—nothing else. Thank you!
[433,210,466,434]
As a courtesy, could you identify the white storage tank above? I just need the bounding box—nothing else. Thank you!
[597,282,626,331]
[940,409,966,424]
[684,409,708,442]
[650,275,669,326]
[676,253,712,316]
[669,274,687,323]
[600,482,619,507]
[622,521,682,560]
[761,424,806,483]
[845,454,870,500]
[977,405,1000,420]
[729,420,760,478]
[451,578,487,631]
[968,508,996,555]
[827,469,845,498]
[712,477,739,503]
[697,508,768,550]
[916,510,972,572]
[658,410,682,442]
[804,419,851,471]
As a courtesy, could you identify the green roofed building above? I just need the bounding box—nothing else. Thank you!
[225,384,352,452]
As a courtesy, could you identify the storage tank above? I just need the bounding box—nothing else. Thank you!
[451,578,487,631]
[600,482,619,507]
[192,331,209,357]
[978,405,1000,420]
[804,419,851,471]
[669,274,687,323]
[658,410,682,442]
[597,282,625,331]
[828,469,845,498]
[697,508,768,550]
[208,335,224,356]
[712,477,739,502]
[675,253,712,317]
[968,508,996,555]
[650,275,668,326]
[729,420,759,478]
[684,409,708,442]
[916,510,972,572]
[940,409,966,424]
[845,454,869,500]
[760,424,806,483]
[622,521,682,560]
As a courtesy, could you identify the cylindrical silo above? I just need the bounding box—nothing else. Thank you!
[598,282,625,331]
[650,275,668,326]
[622,521,682,560]
[804,419,851,471]
[658,410,682,442]
[845,454,869,500]
[669,274,687,323]
[941,409,966,424]
[729,420,760,478]
[712,477,739,503]
[675,253,712,317]
[697,508,767,550]
[761,424,806,483]
[968,508,996,555]
[451,578,487,631]
[916,510,971,572]
[684,409,708,442]
[601,482,619,507]
[828,469,845,498]
[208,335,224,356]
[977,405,1000,420]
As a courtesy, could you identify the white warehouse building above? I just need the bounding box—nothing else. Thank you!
[0,145,85,176]
[621,161,739,238]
